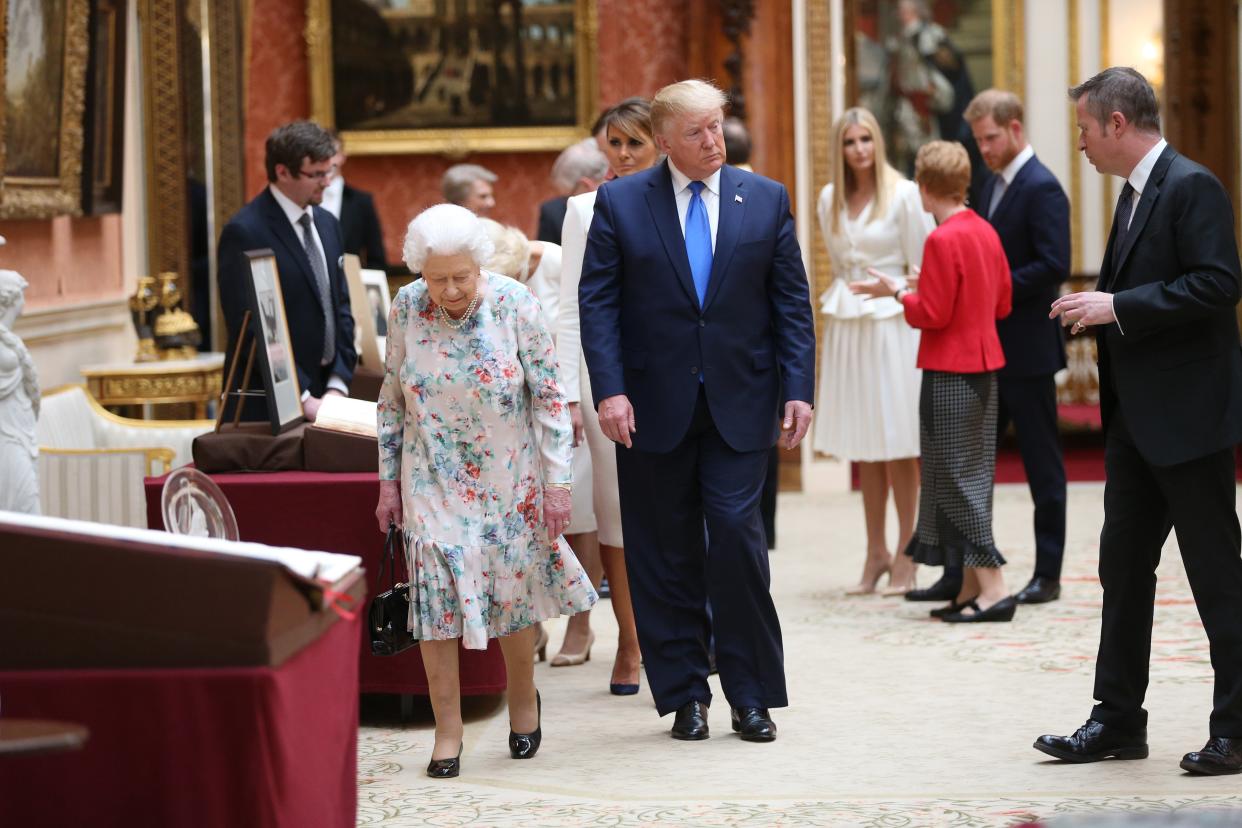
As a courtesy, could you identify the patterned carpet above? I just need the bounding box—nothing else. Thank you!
[356,483,1242,827]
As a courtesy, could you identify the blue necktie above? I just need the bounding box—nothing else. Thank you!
[685,181,713,306]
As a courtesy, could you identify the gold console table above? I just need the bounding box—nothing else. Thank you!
[81,353,225,420]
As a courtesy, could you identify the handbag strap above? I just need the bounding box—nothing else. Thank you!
[377,523,399,592]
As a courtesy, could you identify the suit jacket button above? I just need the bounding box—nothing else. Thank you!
[699,319,706,327]
[690,366,698,374]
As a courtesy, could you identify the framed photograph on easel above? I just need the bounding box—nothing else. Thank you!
[244,249,303,433]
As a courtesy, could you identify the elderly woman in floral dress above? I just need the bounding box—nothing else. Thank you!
[375,204,597,779]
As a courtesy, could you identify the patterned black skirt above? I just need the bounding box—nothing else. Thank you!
[905,370,1006,569]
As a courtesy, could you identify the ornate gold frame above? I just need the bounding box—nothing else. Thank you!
[0,0,90,218]
[306,0,599,156]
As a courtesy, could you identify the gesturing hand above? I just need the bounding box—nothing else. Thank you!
[597,394,636,448]
[1050,291,1116,334]
[543,486,572,539]
[375,480,403,533]
[781,400,813,450]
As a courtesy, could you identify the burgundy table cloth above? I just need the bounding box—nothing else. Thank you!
[0,613,359,828]
[145,469,507,696]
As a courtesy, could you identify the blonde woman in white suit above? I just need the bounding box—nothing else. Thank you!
[556,98,658,694]
[813,107,934,596]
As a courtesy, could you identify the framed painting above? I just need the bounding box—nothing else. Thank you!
[307,0,598,155]
[846,0,1023,182]
[1,0,90,218]
[342,252,382,371]
[245,250,305,434]
[81,0,127,215]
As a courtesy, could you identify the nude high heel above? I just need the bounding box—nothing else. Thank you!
[550,630,594,667]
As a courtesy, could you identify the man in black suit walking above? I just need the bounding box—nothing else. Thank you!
[218,121,357,422]
[967,89,1069,606]
[1038,67,1242,775]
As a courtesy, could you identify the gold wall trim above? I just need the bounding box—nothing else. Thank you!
[806,0,832,351]
[1068,0,1082,273]
[307,0,599,156]
[993,0,1025,94]
[209,0,246,233]
[1100,0,1112,256]
[138,0,190,292]
[0,0,89,218]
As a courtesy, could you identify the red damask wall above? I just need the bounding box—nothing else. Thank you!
[244,0,689,266]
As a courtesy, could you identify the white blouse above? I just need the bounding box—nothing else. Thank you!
[816,177,934,320]
[555,190,597,404]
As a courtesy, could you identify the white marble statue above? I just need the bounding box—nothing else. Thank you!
[0,256,41,514]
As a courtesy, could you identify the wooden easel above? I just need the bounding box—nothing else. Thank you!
[214,310,271,432]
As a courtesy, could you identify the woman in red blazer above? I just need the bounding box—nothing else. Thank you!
[854,140,1015,623]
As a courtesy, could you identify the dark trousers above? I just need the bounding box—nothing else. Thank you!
[997,374,1067,580]
[615,388,787,716]
[1091,409,1242,737]
[760,445,780,549]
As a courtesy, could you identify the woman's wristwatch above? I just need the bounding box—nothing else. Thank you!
[546,482,572,492]
[893,287,909,302]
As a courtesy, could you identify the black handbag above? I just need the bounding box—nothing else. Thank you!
[368,523,419,656]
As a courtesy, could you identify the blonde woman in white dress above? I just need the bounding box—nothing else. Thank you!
[556,97,657,694]
[481,219,600,662]
[813,107,934,595]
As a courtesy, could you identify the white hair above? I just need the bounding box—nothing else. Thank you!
[650,79,729,136]
[402,204,495,273]
[550,138,609,192]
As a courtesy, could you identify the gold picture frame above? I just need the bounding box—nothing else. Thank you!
[1,0,90,218]
[306,0,599,156]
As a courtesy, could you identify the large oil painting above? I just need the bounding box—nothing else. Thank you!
[848,0,1022,200]
[308,0,597,154]
[1,0,89,218]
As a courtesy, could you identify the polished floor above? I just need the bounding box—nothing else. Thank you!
[356,482,1242,827]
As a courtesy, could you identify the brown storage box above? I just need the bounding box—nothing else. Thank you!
[0,516,363,669]
[303,425,378,473]
[192,422,306,473]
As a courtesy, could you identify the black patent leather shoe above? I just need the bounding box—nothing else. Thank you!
[1034,719,1149,763]
[426,743,463,779]
[731,707,777,742]
[509,691,542,759]
[930,595,979,619]
[904,575,963,602]
[1015,576,1062,604]
[943,596,1017,623]
[671,700,710,740]
[1180,737,1242,775]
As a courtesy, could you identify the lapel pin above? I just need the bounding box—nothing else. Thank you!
[734,194,743,203]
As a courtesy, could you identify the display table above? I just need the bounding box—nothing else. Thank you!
[0,613,359,828]
[144,469,507,696]
[82,352,225,419]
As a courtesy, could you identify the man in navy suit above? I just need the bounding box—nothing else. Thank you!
[966,89,1070,606]
[579,80,816,742]
[218,121,357,422]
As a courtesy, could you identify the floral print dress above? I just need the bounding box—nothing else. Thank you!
[378,271,597,649]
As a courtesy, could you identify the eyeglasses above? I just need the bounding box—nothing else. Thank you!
[296,167,333,181]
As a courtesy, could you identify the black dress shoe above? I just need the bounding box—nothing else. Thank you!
[731,707,777,742]
[930,595,978,619]
[1034,719,1149,762]
[426,743,463,779]
[509,691,542,759]
[671,700,710,740]
[1015,576,1061,604]
[1180,736,1242,775]
[943,596,1017,623]
[904,575,963,602]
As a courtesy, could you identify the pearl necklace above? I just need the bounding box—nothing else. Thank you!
[436,290,480,330]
